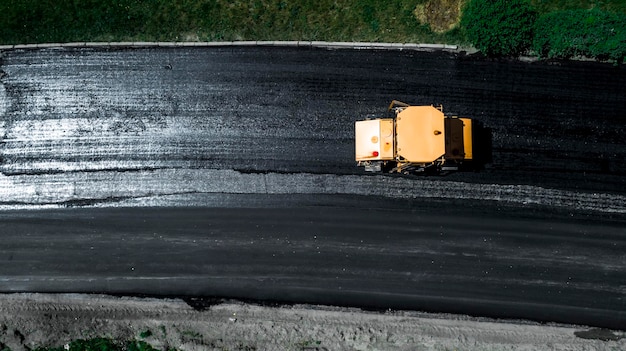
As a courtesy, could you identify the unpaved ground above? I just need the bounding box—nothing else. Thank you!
[0,294,624,351]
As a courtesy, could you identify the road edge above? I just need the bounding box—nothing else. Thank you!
[0,41,470,52]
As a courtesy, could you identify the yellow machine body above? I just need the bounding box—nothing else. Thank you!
[354,118,394,161]
[355,102,474,173]
[396,106,445,163]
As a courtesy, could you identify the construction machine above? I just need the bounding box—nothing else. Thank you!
[355,101,473,174]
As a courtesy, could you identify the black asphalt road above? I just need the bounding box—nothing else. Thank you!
[0,47,624,329]
[1,202,624,329]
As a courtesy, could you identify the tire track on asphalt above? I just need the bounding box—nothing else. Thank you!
[1,46,625,198]
[0,169,624,213]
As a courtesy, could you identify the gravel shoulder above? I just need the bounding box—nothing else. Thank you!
[1,293,624,351]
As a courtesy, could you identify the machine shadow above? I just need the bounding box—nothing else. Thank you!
[466,120,493,171]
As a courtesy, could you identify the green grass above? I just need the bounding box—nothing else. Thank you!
[0,0,474,44]
[530,0,626,14]
[0,0,624,62]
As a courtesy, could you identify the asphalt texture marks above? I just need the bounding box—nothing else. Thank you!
[1,207,624,329]
[1,47,625,208]
[0,47,625,330]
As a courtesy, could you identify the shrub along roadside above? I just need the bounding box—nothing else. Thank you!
[460,0,537,56]
[460,0,625,63]
[533,8,626,63]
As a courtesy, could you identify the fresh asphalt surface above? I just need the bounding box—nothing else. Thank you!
[0,47,624,329]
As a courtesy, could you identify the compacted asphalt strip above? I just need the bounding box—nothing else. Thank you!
[0,205,624,329]
[0,46,624,329]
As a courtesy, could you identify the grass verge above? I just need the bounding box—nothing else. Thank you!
[0,0,464,45]
[1,1,625,60]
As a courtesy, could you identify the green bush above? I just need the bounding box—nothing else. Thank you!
[126,341,159,351]
[533,8,626,62]
[138,330,152,339]
[461,0,537,56]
